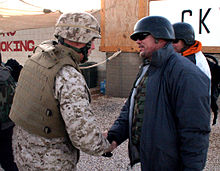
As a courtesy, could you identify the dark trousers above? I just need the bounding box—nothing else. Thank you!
[0,126,18,171]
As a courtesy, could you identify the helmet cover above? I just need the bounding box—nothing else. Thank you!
[54,12,101,44]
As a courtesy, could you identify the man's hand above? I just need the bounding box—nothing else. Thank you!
[102,130,118,157]
[103,130,117,151]
[110,141,117,151]
[102,141,118,157]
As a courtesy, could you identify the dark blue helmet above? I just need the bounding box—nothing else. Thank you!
[173,22,195,45]
[130,16,175,41]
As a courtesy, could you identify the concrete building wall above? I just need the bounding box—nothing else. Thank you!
[88,10,106,84]
[106,52,142,97]
[87,38,106,84]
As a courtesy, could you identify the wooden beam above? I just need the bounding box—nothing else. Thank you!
[139,0,148,18]
[100,0,106,50]
[202,46,220,53]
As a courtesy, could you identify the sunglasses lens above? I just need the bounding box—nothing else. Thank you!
[173,39,179,43]
[135,33,149,41]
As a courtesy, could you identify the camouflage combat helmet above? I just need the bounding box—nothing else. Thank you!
[54,12,101,44]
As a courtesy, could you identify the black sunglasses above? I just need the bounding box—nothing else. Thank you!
[134,33,150,41]
[173,39,180,43]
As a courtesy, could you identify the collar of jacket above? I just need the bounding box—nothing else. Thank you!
[182,40,202,57]
[56,43,81,64]
[150,42,175,68]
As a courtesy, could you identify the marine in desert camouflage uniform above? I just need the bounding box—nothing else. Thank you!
[9,12,111,171]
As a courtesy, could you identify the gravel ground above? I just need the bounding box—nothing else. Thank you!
[1,95,219,171]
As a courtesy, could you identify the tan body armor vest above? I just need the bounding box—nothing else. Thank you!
[10,42,83,139]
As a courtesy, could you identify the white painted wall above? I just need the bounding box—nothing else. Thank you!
[0,27,55,65]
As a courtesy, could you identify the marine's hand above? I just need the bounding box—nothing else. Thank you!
[102,130,108,138]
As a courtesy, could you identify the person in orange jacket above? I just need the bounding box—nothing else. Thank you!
[172,22,211,79]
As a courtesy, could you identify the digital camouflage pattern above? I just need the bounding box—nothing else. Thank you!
[54,12,101,44]
[13,65,110,171]
[0,66,15,128]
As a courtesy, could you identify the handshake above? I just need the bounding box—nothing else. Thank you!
[102,130,117,158]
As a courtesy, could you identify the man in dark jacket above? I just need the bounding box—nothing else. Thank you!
[106,16,211,171]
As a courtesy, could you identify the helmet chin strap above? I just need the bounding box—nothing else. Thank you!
[79,41,91,63]
[58,37,91,63]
